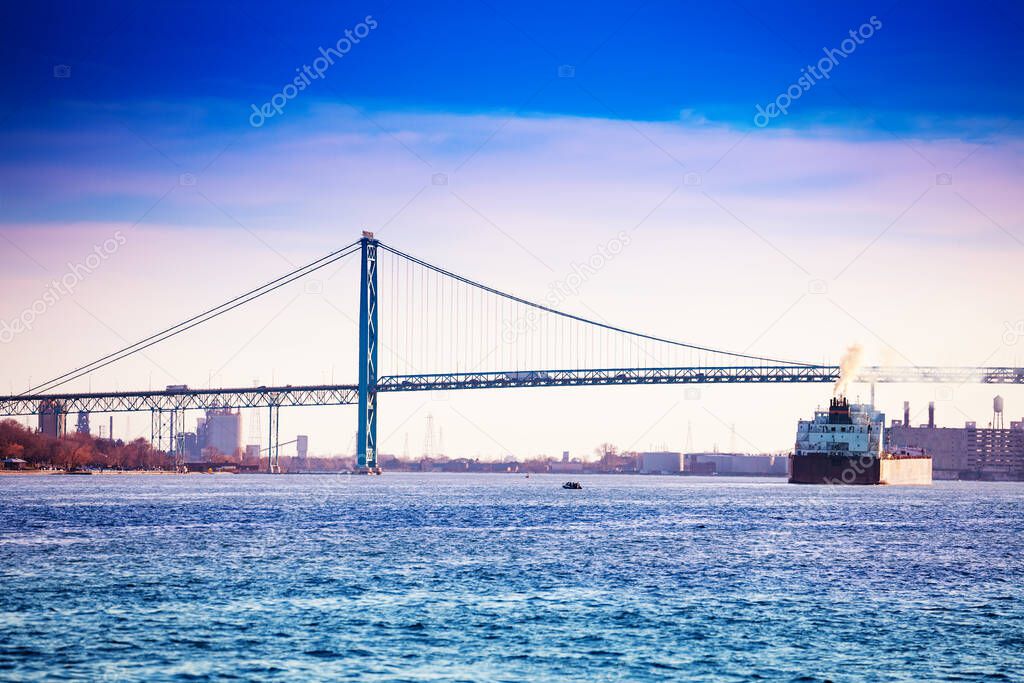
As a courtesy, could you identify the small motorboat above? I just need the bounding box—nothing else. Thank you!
[562,481,582,490]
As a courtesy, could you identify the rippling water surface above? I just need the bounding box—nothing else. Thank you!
[1,474,1022,681]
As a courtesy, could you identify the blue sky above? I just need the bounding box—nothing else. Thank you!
[3,1,1023,132]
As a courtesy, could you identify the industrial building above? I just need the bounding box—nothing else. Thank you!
[886,397,1024,481]
[177,432,200,460]
[684,452,789,476]
[639,451,682,474]
[634,450,788,476]
[549,460,585,473]
[194,408,243,459]
[37,399,66,438]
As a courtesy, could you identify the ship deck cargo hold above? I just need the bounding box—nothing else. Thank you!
[789,452,933,485]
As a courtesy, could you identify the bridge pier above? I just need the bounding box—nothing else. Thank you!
[150,408,185,469]
[150,408,168,452]
[267,404,280,473]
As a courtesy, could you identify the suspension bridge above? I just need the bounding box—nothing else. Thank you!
[2,233,1021,472]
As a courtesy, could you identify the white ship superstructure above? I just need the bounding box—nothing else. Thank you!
[794,397,884,457]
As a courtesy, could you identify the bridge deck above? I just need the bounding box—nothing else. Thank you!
[0,384,360,416]
[0,366,1021,416]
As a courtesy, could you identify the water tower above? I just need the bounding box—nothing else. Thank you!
[993,395,1005,429]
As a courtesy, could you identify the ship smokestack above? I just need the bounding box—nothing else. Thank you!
[928,401,935,428]
[904,401,910,427]
[828,396,853,424]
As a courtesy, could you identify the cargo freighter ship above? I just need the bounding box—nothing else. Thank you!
[790,397,932,485]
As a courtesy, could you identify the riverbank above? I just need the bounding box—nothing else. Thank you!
[0,469,183,476]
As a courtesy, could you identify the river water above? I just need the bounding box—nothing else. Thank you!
[0,474,1022,682]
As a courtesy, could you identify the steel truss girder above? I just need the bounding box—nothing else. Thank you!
[376,366,836,392]
[376,366,1024,392]
[0,385,359,417]
[2,367,1022,421]
[855,367,1024,384]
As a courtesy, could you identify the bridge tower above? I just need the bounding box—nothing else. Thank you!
[357,232,379,473]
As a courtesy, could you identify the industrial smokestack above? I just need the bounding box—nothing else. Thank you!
[928,401,935,428]
[904,401,910,427]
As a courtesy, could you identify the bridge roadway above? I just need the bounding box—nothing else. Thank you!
[0,366,1022,416]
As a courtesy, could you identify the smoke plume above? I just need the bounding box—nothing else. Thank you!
[834,343,864,397]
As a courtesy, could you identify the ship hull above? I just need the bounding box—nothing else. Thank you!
[789,453,932,485]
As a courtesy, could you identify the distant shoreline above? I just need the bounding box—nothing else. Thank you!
[3,469,789,478]
[0,470,185,476]
[3,471,1022,483]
